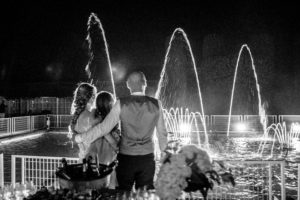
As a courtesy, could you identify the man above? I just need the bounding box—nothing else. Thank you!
[75,71,168,191]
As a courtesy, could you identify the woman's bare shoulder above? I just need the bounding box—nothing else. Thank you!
[78,109,93,121]
[75,110,94,132]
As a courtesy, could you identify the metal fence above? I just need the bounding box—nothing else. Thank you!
[31,115,47,131]
[210,115,278,133]
[11,155,79,189]
[185,160,293,200]
[2,114,300,136]
[56,98,72,115]
[195,115,210,132]
[243,115,277,131]
[0,115,46,138]
[5,97,72,117]
[206,160,286,200]
[0,153,3,188]
[279,115,300,129]
[45,114,281,132]
[48,114,72,129]
[211,115,243,132]
[298,163,300,200]
[8,155,299,200]
[0,118,11,137]
[12,116,31,134]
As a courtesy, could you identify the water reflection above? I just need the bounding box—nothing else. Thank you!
[0,132,78,157]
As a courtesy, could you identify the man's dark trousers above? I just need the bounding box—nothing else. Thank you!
[116,153,155,191]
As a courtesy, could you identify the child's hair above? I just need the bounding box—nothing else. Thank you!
[94,91,114,119]
[94,91,118,132]
[69,82,97,135]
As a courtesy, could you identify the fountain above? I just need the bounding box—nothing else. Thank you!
[163,108,206,146]
[155,28,208,148]
[85,13,116,97]
[84,17,272,153]
[83,13,299,160]
[227,44,266,137]
[258,122,300,157]
[83,15,299,161]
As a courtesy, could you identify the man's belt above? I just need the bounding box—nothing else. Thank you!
[123,136,152,146]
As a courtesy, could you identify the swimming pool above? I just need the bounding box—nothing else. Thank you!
[0,131,78,184]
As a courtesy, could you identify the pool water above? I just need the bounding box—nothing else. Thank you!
[0,131,79,184]
[206,133,300,199]
[1,131,299,162]
[206,132,300,161]
[0,132,79,157]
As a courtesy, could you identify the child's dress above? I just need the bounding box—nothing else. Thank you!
[74,109,120,188]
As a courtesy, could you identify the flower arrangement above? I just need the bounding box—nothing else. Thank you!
[155,152,192,200]
[0,181,36,200]
[155,144,235,200]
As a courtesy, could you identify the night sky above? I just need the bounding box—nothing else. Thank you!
[0,0,299,103]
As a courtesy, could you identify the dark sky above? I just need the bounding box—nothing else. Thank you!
[0,0,299,97]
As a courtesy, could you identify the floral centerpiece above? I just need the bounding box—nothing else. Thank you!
[0,181,37,200]
[155,144,235,200]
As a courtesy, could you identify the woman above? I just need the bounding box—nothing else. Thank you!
[69,83,119,187]
[70,83,120,159]
[86,91,120,189]
[85,91,120,165]
[69,82,98,159]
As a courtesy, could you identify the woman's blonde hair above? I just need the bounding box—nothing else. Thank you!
[69,82,97,136]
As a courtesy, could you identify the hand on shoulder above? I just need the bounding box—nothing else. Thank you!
[75,134,83,143]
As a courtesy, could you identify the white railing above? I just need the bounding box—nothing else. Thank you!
[243,115,277,132]
[9,155,298,200]
[11,116,31,134]
[56,98,72,115]
[48,114,72,129]
[7,97,73,116]
[298,164,300,200]
[207,160,287,200]
[279,115,300,129]
[30,115,47,131]
[1,114,300,136]
[11,155,79,189]
[211,115,243,132]
[182,160,291,200]
[0,153,3,188]
[195,115,210,132]
[210,115,278,133]
[0,115,46,138]
[0,118,11,137]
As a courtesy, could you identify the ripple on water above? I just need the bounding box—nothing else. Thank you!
[0,131,79,157]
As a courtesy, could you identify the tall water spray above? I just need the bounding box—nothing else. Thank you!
[227,44,266,136]
[155,28,208,146]
[85,13,116,97]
